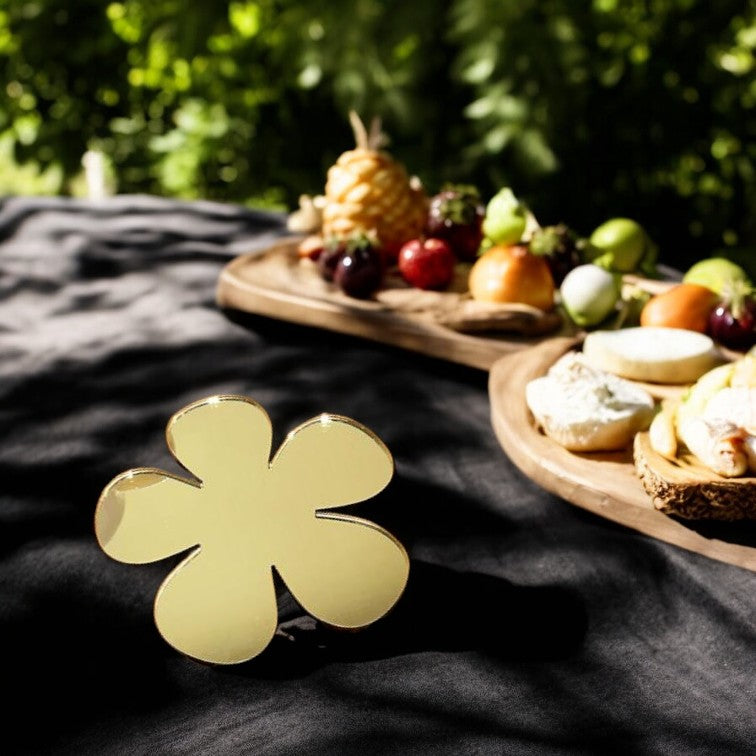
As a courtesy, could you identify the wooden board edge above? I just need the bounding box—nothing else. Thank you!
[488,342,756,572]
[216,251,542,371]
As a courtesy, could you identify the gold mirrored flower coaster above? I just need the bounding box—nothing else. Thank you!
[95,395,409,665]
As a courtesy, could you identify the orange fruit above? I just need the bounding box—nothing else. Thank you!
[468,244,555,310]
[640,283,718,333]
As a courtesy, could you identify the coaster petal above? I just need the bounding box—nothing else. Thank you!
[166,396,273,484]
[154,549,278,665]
[95,469,202,564]
[270,414,394,512]
[96,395,409,664]
[276,513,409,629]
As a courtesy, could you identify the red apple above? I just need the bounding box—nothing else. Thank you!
[398,238,456,290]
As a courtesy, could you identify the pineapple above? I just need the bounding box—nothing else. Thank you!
[322,112,427,257]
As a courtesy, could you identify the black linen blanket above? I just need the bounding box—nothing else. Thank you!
[1,195,754,754]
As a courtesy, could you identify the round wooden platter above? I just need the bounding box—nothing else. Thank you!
[488,337,756,572]
[216,238,573,371]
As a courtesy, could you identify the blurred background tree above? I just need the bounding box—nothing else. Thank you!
[1,0,754,270]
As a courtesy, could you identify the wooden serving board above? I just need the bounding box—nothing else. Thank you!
[216,238,572,371]
[634,433,756,520]
[488,337,756,572]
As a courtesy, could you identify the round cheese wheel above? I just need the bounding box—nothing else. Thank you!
[582,327,721,384]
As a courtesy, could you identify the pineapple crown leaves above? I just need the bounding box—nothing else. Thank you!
[434,184,483,227]
[349,110,388,151]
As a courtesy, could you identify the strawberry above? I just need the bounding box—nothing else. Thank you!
[426,184,485,261]
[708,281,756,350]
[317,239,347,282]
[330,234,384,298]
[528,223,584,285]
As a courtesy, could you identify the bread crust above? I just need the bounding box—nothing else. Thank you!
[634,433,756,520]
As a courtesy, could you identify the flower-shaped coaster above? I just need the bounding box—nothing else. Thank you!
[95,395,409,664]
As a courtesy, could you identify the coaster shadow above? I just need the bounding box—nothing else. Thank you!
[238,560,587,679]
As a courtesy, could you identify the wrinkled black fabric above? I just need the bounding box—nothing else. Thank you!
[0,195,754,755]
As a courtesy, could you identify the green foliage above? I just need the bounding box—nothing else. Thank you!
[0,0,755,266]
[449,0,756,267]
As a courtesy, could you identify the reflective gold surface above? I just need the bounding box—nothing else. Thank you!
[95,395,409,664]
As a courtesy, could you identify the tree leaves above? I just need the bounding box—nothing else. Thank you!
[0,0,754,265]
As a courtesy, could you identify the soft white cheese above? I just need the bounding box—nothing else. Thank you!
[526,352,655,452]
